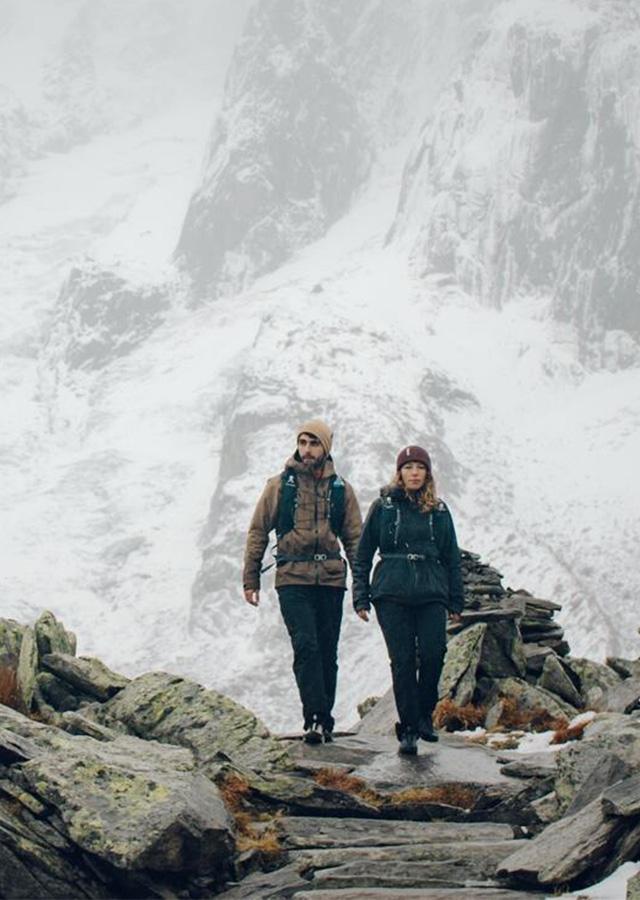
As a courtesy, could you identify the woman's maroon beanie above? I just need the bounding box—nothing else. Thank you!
[396,445,432,471]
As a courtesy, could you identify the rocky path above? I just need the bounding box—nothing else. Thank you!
[221,732,545,898]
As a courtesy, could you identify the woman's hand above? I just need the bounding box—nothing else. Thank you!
[448,612,462,624]
[356,608,370,622]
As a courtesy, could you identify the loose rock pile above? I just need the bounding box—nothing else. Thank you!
[438,549,631,729]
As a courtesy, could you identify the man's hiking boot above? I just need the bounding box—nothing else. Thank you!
[396,723,418,756]
[303,722,323,745]
[418,716,439,743]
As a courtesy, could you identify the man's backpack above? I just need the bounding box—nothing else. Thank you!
[276,467,346,538]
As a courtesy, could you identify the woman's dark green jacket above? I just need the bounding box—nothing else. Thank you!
[352,487,464,613]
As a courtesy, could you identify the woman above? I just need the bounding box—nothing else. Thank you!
[353,446,463,755]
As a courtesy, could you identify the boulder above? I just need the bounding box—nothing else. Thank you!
[530,791,561,824]
[93,671,289,774]
[36,671,84,712]
[438,623,486,705]
[354,687,396,735]
[627,870,640,899]
[602,677,640,714]
[499,753,557,780]
[602,774,640,817]
[563,752,633,815]
[477,620,527,680]
[0,703,234,878]
[0,618,25,669]
[607,657,640,680]
[484,677,576,730]
[40,653,129,702]
[563,657,622,710]
[555,713,640,811]
[16,626,38,712]
[498,796,624,886]
[538,653,583,709]
[522,644,554,676]
[34,611,76,658]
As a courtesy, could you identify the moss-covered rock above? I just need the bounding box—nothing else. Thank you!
[554,713,640,812]
[439,623,486,705]
[16,626,38,712]
[1,703,234,878]
[484,677,577,729]
[0,618,25,669]
[563,657,622,710]
[40,653,129,702]
[539,653,583,709]
[92,672,289,775]
[34,611,76,658]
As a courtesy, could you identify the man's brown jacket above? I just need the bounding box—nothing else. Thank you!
[243,455,362,591]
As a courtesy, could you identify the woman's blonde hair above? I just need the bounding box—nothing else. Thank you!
[391,467,439,513]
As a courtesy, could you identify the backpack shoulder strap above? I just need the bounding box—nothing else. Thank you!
[328,474,346,537]
[276,468,298,539]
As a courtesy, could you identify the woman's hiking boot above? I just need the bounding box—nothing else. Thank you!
[418,715,439,743]
[396,723,418,756]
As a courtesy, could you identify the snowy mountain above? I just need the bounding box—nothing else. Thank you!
[2,0,639,731]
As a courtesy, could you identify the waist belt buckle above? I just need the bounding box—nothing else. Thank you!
[407,553,421,561]
[314,553,328,561]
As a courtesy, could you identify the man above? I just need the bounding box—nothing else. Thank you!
[243,419,362,743]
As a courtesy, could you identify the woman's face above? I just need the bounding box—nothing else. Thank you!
[400,461,428,491]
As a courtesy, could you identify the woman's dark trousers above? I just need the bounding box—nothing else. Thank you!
[374,599,447,733]
[277,585,344,730]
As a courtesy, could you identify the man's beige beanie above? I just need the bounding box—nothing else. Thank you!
[297,419,333,456]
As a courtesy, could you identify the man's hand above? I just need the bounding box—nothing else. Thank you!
[244,589,260,607]
[448,612,462,624]
[356,608,369,622]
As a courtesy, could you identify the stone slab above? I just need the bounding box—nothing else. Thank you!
[295,891,542,899]
[602,773,640,817]
[289,838,528,869]
[498,796,624,885]
[310,858,507,890]
[278,816,516,849]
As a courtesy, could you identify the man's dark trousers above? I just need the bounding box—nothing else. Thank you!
[278,585,344,730]
[374,599,447,731]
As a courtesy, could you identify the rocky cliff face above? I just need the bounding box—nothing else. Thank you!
[175,0,500,298]
[175,0,371,298]
[391,0,640,362]
[176,0,640,364]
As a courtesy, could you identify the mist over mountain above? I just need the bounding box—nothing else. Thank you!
[1,0,639,730]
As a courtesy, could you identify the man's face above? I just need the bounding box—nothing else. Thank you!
[297,433,325,468]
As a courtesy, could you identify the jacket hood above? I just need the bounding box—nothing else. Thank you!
[380,485,405,500]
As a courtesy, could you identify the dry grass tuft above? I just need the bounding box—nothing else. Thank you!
[218,772,284,862]
[313,767,380,806]
[434,697,487,732]
[490,697,568,734]
[218,772,252,813]
[314,768,477,812]
[550,717,590,745]
[389,784,479,810]
[0,667,19,710]
[236,825,283,856]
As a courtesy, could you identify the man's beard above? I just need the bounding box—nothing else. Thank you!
[302,454,325,470]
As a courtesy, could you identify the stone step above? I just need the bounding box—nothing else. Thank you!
[307,855,518,890]
[295,889,543,899]
[278,816,518,849]
[289,839,528,872]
